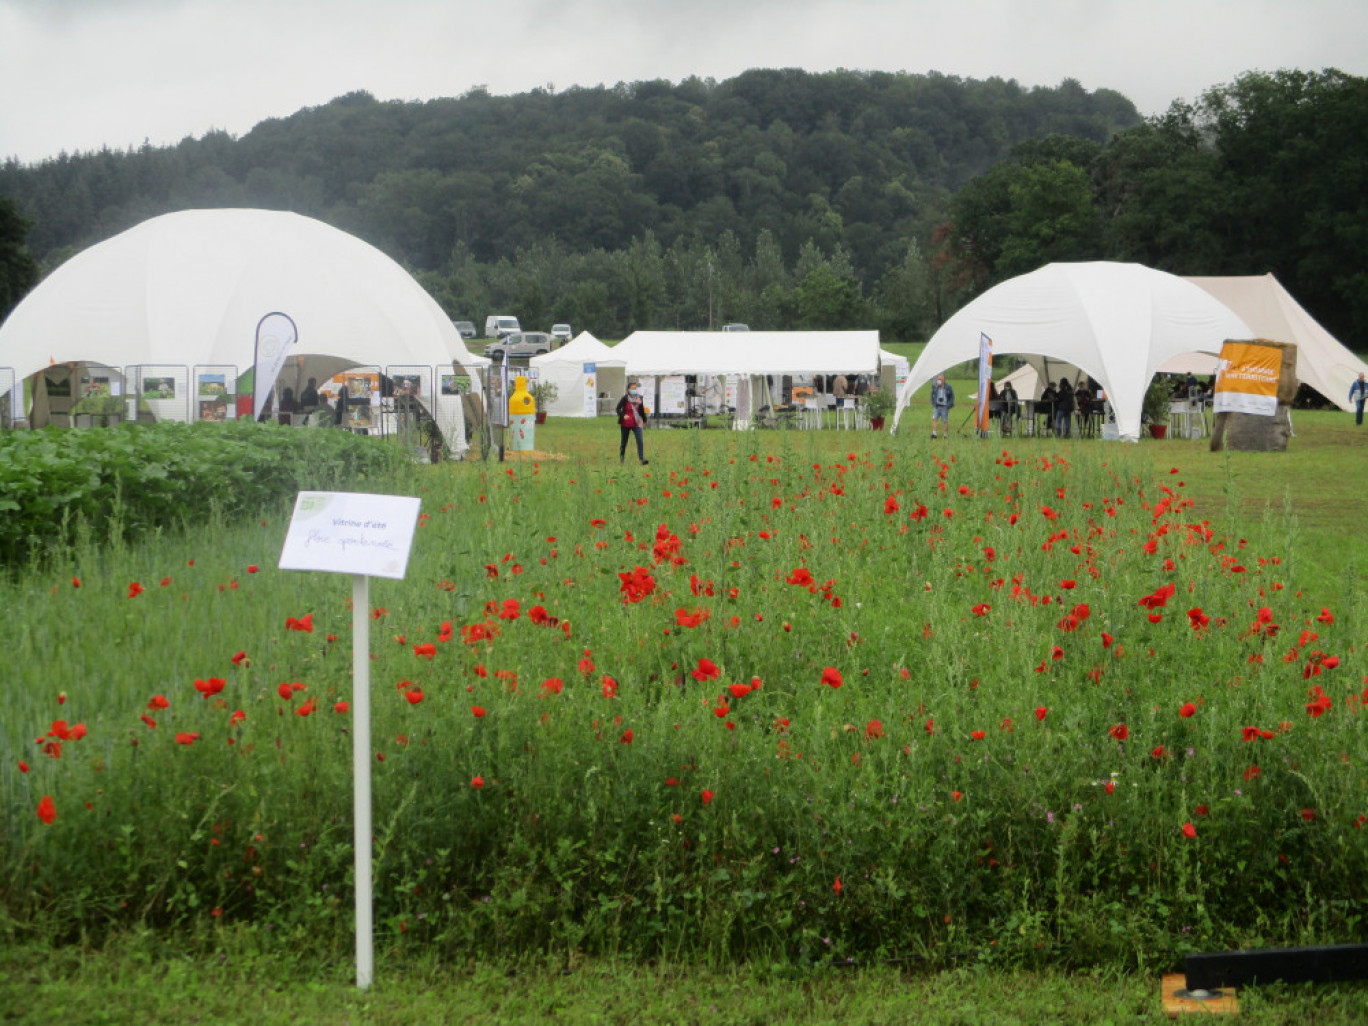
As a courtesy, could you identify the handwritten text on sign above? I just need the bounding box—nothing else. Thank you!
[278,492,421,579]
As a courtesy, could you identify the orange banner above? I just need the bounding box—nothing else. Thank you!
[1213,341,1281,416]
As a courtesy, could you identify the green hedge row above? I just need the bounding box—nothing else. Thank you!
[0,422,405,566]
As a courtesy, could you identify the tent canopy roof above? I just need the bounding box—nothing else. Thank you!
[614,331,882,376]
[895,262,1252,441]
[528,331,625,368]
[0,208,468,383]
[1185,274,1367,411]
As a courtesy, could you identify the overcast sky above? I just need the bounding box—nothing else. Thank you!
[2,0,1365,165]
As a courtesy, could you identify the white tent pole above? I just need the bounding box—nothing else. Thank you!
[351,572,374,990]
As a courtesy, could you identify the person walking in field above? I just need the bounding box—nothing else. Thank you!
[1350,372,1367,426]
[930,374,954,438]
[616,381,650,464]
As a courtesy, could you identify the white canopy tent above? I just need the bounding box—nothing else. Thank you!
[615,330,883,428]
[528,332,626,417]
[893,262,1253,441]
[1185,274,1367,411]
[0,208,478,452]
[615,330,882,377]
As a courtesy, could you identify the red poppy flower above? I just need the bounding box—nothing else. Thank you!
[231,651,248,666]
[128,581,143,598]
[693,658,721,682]
[71,577,81,588]
[1102,632,1114,648]
[295,698,318,717]
[160,577,172,587]
[413,642,437,660]
[175,732,200,746]
[1244,765,1261,780]
[728,681,751,700]
[1050,646,1064,661]
[951,790,963,802]
[1060,580,1077,590]
[618,566,657,603]
[404,689,424,705]
[540,678,564,697]
[1182,822,1197,839]
[230,709,246,725]
[833,876,843,896]
[701,789,714,806]
[1109,723,1129,741]
[1180,702,1197,718]
[1306,693,1332,717]
[334,702,349,714]
[498,599,521,620]
[472,706,487,717]
[285,614,313,633]
[601,675,619,699]
[971,730,986,740]
[1151,745,1167,760]
[1194,804,1209,816]
[620,729,634,744]
[1035,706,1047,722]
[471,775,485,789]
[866,720,884,739]
[1300,808,1316,822]
[1316,607,1335,624]
[972,603,991,617]
[821,667,843,689]
[786,568,815,588]
[147,695,169,710]
[579,656,596,674]
[675,607,710,628]
[194,677,226,700]
[37,795,56,825]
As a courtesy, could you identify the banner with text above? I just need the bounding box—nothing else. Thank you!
[252,312,299,420]
[1213,340,1281,416]
[976,332,993,433]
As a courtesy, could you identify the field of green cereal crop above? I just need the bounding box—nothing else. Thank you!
[3,412,1366,1019]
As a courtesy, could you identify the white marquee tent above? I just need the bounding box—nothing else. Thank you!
[528,332,626,417]
[0,208,478,451]
[1185,274,1367,411]
[615,330,882,377]
[615,330,884,427]
[893,262,1253,441]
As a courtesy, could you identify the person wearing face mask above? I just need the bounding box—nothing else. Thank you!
[615,381,651,465]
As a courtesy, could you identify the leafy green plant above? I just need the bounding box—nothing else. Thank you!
[862,387,895,421]
[529,380,559,410]
[1142,375,1173,425]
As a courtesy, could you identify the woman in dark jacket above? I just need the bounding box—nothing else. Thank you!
[615,381,650,465]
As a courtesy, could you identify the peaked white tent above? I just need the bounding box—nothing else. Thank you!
[1185,274,1367,411]
[0,208,477,451]
[893,262,1253,441]
[614,331,882,376]
[528,332,626,417]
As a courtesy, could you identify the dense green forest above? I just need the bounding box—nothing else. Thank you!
[1,67,1364,348]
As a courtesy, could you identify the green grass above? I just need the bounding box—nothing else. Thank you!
[3,414,1367,1014]
[4,937,1368,1024]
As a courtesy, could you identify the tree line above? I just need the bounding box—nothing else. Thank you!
[1,67,1364,351]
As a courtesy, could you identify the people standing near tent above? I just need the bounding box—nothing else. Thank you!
[1038,381,1058,436]
[300,377,320,409]
[616,381,650,465]
[1000,380,1019,435]
[833,373,849,398]
[1351,373,1367,426]
[1054,380,1075,438]
[930,374,954,438]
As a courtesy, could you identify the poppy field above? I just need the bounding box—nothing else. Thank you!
[3,424,1366,969]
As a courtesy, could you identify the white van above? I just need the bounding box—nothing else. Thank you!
[485,315,520,338]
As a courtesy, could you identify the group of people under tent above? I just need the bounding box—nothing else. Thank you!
[928,372,1109,439]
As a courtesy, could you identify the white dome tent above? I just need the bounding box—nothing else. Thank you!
[527,332,627,417]
[892,262,1253,441]
[0,208,478,453]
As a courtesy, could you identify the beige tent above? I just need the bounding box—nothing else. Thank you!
[1185,274,1367,410]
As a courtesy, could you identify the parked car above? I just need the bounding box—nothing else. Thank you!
[484,331,554,358]
[454,320,477,339]
[550,323,573,342]
[722,323,749,332]
[485,315,521,338]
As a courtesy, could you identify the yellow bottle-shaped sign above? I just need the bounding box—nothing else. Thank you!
[508,375,535,415]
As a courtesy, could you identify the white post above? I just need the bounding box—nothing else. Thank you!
[352,573,374,989]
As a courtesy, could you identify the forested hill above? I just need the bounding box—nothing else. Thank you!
[3,68,1365,348]
[1,70,1137,277]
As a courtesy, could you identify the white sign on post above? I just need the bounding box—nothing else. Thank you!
[279,491,421,990]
